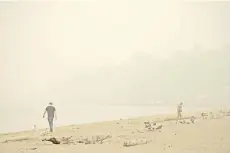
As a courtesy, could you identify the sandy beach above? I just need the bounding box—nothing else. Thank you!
[0,110,230,153]
[1,1,230,153]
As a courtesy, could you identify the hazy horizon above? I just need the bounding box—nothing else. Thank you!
[1,1,230,132]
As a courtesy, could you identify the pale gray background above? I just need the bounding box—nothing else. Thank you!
[0,0,229,132]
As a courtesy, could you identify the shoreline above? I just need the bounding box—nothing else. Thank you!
[0,105,218,133]
[0,108,221,135]
[1,109,230,153]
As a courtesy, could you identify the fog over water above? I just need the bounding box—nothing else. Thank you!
[0,1,230,133]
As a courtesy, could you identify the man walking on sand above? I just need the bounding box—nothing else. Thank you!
[43,102,57,132]
[177,102,183,120]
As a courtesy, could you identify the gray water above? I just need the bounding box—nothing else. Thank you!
[0,104,211,133]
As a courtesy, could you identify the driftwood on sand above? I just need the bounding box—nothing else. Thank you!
[76,134,112,144]
[144,122,163,131]
[201,112,209,119]
[123,138,152,147]
[42,137,61,144]
[219,110,230,116]
[61,136,74,144]
[179,116,196,124]
[1,137,29,143]
[179,120,190,124]
[42,134,112,145]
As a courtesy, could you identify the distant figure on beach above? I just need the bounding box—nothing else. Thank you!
[177,102,183,120]
[33,125,37,132]
[43,102,57,132]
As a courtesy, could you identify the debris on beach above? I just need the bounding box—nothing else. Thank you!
[155,125,163,130]
[76,134,112,144]
[76,136,89,144]
[92,134,112,144]
[179,120,191,124]
[40,129,49,136]
[201,112,209,119]
[163,144,173,150]
[190,116,196,123]
[23,147,37,150]
[61,136,75,144]
[226,110,230,116]
[179,120,187,124]
[123,138,152,147]
[144,121,163,131]
[42,136,77,145]
[201,112,218,119]
[1,137,29,143]
[42,137,61,144]
[144,121,154,130]
[42,134,112,145]
[219,110,230,117]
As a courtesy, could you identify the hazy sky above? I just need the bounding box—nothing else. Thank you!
[1,1,230,107]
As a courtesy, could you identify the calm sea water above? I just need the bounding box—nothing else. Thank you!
[0,104,211,133]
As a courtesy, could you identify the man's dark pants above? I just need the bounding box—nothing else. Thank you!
[48,117,54,132]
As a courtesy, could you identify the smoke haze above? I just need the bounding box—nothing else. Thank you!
[0,0,229,132]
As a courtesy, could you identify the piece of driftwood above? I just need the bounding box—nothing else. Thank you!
[76,134,112,144]
[2,138,29,143]
[23,147,37,150]
[179,120,190,124]
[42,137,60,144]
[123,138,151,147]
[155,125,163,130]
[42,136,77,145]
[61,136,74,144]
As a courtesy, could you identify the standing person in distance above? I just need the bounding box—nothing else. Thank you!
[177,102,183,122]
[43,102,57,132]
